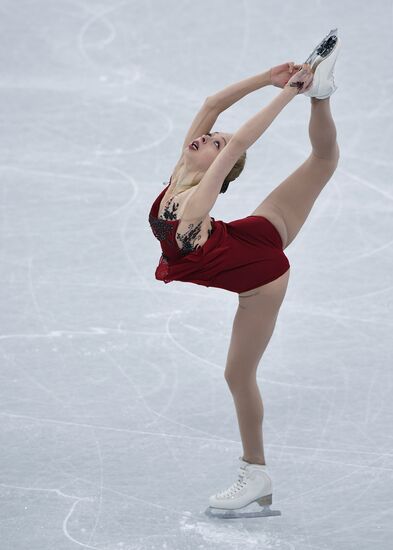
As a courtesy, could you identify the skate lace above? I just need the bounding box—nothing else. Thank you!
[216,467,248,498]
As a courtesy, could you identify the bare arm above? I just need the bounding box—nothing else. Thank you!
[207,70,272,112]
[232,85,297,149]
[180,63,295,155]
[179,69,273,162]
[180,99,220,153]
[183,86,298,221]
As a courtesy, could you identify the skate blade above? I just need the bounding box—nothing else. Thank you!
[205,505,281,520]
[205,506,281,519]
[304,28,339,68]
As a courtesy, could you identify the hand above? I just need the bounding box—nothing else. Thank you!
[269,61,303,88]
[284,63,314,94]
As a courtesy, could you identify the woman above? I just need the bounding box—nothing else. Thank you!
[148,29,341,518]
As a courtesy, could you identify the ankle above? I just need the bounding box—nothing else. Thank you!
[242,456,266,466]
[311,96,330,104]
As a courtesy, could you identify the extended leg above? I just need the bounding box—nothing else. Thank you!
[309,97,339,160]
[250,97,340,249]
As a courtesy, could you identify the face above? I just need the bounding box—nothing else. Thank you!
[184,132,233,174]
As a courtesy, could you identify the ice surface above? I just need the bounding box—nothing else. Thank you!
[0,1,392,549]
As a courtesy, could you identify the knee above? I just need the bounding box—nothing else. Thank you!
[310,145,340,178]
[224,364,240,389]
[312,142,340,166]
[224,366,235,388]
[331,142,340,167]
[224,363,255,390]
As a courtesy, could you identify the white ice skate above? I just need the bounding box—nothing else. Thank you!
[303,28,341,99]
[205,457,281,519]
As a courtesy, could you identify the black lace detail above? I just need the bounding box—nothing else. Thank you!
[150,201,214,255]
[176,220,203,254]
[162,198,180,221]
[149,214,175,242]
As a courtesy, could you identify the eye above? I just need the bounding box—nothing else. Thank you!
[206,133,220,148]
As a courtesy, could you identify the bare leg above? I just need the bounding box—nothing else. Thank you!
[224,269,290,465]
[224,98,339,464]
[309,97,339,160]
[227,378,266,465]
[250,96,340,249]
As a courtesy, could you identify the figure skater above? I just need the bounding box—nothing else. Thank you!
[148,29,341,518]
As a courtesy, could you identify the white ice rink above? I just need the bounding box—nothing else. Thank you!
[1,1,392,549]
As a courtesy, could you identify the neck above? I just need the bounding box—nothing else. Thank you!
[172,162,202,194]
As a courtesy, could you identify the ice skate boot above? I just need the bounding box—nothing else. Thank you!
[205,457,281,519]
[303,28,341,99]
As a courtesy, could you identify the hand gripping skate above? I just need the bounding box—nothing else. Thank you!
[303,28,341,99]
[205,458,281,519]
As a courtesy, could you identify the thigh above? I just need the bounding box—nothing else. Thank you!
[250,150,339,249]
[224,269,290,383]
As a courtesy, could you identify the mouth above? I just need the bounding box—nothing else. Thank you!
[189,140,199,151]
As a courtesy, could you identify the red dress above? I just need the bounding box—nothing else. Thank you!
[148,181,290,294]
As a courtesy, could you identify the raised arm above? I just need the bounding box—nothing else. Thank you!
[181,99,221,153]
[180,69,272,153]
[207,69,272,112]
[182,85,298,222]
[207,62,302,112]
[180,62,299,155]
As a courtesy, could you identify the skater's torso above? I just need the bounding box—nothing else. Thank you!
[157,181,214,253]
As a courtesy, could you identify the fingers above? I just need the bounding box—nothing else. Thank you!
[297,63,311,72]
[289,61,309,74]
[300,66,314,94]
[299,64,313,82]
[291,64,313,94]
[286,62,313,94]
[289,61,303,73]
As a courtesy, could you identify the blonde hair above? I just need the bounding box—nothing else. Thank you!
[219,150,247,194]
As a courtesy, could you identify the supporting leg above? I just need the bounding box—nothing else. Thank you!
[228,378,267,465]
[224,270,290,465]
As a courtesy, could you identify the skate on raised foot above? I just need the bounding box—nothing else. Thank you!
[303,28,341,99]
[205,457,281,519]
